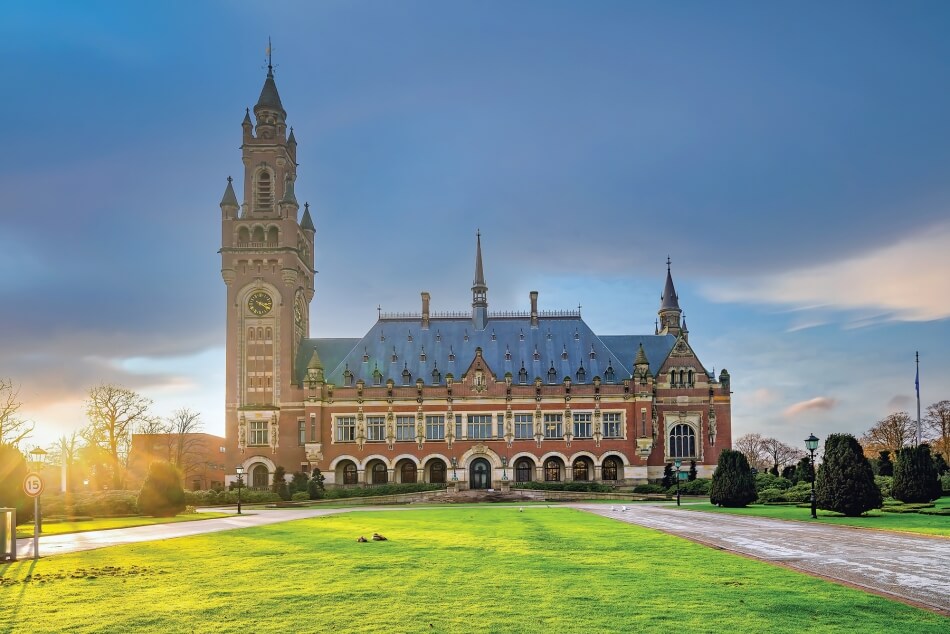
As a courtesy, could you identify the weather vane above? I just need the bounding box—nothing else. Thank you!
[264,37,276,73]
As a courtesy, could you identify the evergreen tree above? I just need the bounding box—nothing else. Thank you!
[688,460,698,481]
[290,471,309,495]
[815,433,881,516]
[793,456,813,484]
[709,449,757,507]
[137,461,186,517]
[661,463,674,488]
[892,444,942,503]
[877,450,894,477]
[769,465,779,476]
[0,443,30,522]
[272,466,290,501]
[308,467,326,500]
[933,453,948,476]
[781,465,796,480]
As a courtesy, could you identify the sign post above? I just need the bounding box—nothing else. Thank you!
[23,473,43,559]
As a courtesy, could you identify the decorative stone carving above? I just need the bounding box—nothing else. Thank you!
[305,443,323,462]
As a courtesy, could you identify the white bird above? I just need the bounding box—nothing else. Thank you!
[621,505,628,512]
[518,507,524,512]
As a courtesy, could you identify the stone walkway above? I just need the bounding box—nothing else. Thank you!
[572,503,950,614]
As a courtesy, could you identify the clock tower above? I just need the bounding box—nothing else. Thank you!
[220,61,316,460]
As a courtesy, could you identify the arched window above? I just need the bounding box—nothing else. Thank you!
[687,370,694,386]
[251,465,269,489]
[256,171,273,212]
[572,460,589,481]
[248,328,255,340]
[257,327,264,339]
[267,226,278,245]
[670,370,677,386]
[252,226,265,243]
[669,424,696,459]
[430,461,446,484]
[400,462,417,484]
[544,460,561,482]
[265,327,272,340]
[605,364,615,383]
[679,370,685,386]
[238,226,250,243]
[519,365,528,384]
[343,462,358,485]
[602,457,619,481]
[515,459,532,482]
[372,462,388,484]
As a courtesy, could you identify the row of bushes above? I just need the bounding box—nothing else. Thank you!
[321,483,445,499]
[513,482,615,493]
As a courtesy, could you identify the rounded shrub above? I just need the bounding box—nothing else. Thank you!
[710,449,757,507]
[632,484,667,495]
[892,444,942,503]
[815,433,882,516]
[137,461,186,517]
[291,491,310,501]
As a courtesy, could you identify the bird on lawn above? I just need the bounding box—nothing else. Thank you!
[519,507,524,512]
[621,505,628,512]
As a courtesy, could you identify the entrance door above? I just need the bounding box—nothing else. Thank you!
[470,458,491,490]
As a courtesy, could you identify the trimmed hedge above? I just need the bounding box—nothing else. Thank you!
[41,491,141,517]
[632,484,667,494]
[667,478,711,496]
[512,482,614,493]
[323,483,445,499]
[183,489,281,506]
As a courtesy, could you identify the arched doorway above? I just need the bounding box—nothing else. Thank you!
[251,465,269,489]
[399,461,418,483]
[429,460,446,484]
[515,459,533,483]
[470,458,491,490]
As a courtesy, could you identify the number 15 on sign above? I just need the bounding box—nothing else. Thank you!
[24,473,43,497]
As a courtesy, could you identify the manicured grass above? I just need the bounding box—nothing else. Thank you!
[681,497,950,537]
[15,513,232,539]
[2,508,946,633]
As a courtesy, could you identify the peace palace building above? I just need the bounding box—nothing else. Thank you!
[221,66,733,490]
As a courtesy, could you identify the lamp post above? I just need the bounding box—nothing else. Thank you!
[451,457,458,482]
[805,434,819,520]
[674,459,682,507]
[235,465,245,515]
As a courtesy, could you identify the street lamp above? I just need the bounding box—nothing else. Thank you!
[673,459,682,507]
[235,465,245,515]
[451,457,458,482]
[804,434,820,519]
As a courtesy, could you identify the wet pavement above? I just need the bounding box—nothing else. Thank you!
[572,503,950,614]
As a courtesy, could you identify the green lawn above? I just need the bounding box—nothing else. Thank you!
[2,508,946,633]
[680,498,950,537]
[15,512,232,539]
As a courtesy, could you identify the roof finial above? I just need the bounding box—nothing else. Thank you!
[266,36,274,76]
[227,176,232,184]
[667,255,671,272]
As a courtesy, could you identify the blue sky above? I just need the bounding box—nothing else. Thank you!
[3,1,949,451]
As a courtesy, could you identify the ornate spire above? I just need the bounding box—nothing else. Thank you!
[660,257,680,311]
[301,202,315,232]
[472,230,488,330]
[255,39,286,120]
[634,342,649,368]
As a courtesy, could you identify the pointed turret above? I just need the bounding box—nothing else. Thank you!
[658,257,683,336]
[255,66,286,119]
[306,347,325,384]
[472,231,488,330]
[300,202,315,233]
[634,342,649,367]
[220,176,239,211]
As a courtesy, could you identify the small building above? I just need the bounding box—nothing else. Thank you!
[128,433,228,491]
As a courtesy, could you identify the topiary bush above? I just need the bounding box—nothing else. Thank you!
[272,466,290,501]
[941,473,950,494]
[308,468,326,500]
[877,451,894,476]
[782,482,814,504]
[754,473,792,492]
[710,449,757,507]
[815,433,882,516]
[137,461,186,517]
[757,488,789,503]
[892,445,942,503]
[667,478,711,496]
[290,491,310,501]
[874,475,893,499]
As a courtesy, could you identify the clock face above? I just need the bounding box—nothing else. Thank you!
[247,291,273,316]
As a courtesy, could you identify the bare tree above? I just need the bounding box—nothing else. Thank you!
[760,437,806,474]
[860,412,915,456]
[137,417,171,436]
[46,431,83,492]
[924,400,950,465]
[167,408,205,478]
[0,377,34,446]
[83,384,153,489]
[733,433,769,471]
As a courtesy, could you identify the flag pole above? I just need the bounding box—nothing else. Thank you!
[916,351,921,446]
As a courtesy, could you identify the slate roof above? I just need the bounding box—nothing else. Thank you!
[255,68,286,117]
[296,317,676,387]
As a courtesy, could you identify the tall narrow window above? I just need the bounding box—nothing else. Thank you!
[256,171,273,213]
[298,419,306,445]
[336,417,355,442]
[366,416,385,441]
[602,457,619,481]
[544,460,561,481]
[343,462,358,485]
[514,414,533,439]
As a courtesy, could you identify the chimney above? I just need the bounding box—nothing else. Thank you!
[421,292,430,329]
[530,291,539,328]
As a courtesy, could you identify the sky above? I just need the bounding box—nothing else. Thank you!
[2,0,949,453]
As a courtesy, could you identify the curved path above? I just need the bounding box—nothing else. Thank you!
[571,503,950,615]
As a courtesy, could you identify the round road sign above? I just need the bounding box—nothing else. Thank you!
[23,473,44,497]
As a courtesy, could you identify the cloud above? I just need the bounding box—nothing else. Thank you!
[887,395,912,410]
[704,222,950,323]
[784,397,837,418]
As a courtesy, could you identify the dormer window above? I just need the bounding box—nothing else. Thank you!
[574,328,580,341]
[373,367,382,386]
[519,364,528,384]
[436,330,441,342]
[407,331,413,342]
[505,346,511,361]
[432,367,441,384]
[491,330,497,341]
[464,331,469,342]
[561,346,568,360]
[533,346,540,361]
[420,347,426,362]
[448,347,456,362]
[362,347,369,363]
[590,345,596,360]
[391,347,398,363]
[402,365,412,386]
[519,329,525,341]
[547,364,557,384]
[605,363,615,383]
[343,367,354,387]
[576,366,586,383]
